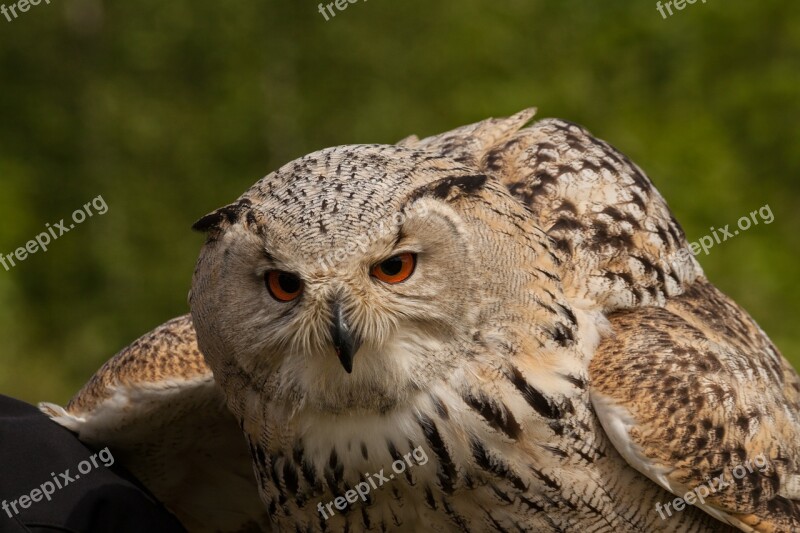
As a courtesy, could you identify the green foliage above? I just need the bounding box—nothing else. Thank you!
[0,0,798,404]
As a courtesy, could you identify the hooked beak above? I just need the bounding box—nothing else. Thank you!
[329,300,362,373]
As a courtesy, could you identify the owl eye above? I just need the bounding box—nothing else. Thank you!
[371,253,416,284]
[265,271,303,302]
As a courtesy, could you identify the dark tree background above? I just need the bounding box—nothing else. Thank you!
[0,0,798,403]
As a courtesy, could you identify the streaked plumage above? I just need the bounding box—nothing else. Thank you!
[43,109,799,532]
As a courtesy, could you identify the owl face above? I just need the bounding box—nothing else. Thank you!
[190,145,547,413]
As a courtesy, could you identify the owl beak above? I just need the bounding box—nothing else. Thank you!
[329,301,362,374]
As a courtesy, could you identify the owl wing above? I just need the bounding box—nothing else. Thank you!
[407,110,800,530]
[40,315,270,533]
[589,281,800,532]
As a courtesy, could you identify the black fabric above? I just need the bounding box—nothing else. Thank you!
[0,395,186,533]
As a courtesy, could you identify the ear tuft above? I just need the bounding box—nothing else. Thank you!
[396,134,420,147]
[407,108,538,164]
[192,198,253,235]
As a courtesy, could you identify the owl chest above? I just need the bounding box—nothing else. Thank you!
[247,406,453,530]
[245,395,584,532]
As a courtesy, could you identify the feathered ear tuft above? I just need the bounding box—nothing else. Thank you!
[396,134,420,147]
[405,108,538,164]
[192,198,253,236]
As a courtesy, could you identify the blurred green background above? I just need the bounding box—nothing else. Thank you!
[0,1,798,404]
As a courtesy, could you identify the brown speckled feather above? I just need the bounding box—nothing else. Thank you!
[590,281,800,532]
[65,315,209,412]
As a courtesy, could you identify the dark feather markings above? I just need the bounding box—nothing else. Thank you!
[283,460,299,494]
[470,438,527,492]
[386,441,415,485]
[323,448,344,492]
[424,486,438,509]
[442,498,472,532]
[430,393,450,420]
[461,390,522,440]
[507,366,563,420]
[417,414,457,494]
[406,174,488,204]
[192,198,253,233]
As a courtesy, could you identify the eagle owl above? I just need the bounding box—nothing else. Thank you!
[42,109,800,532]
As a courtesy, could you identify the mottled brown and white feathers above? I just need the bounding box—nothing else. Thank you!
[42,109,799,532]
[41,315,269,533]
[590,281,800,532]
[409,109,702,310]
[408,110,800,531]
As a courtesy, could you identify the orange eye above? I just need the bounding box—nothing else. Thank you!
[371,253,416,284]
[265,271,303,302]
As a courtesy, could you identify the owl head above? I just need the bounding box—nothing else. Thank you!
[190,145,563,414]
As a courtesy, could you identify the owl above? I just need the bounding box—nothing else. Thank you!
[42,109,800,532]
